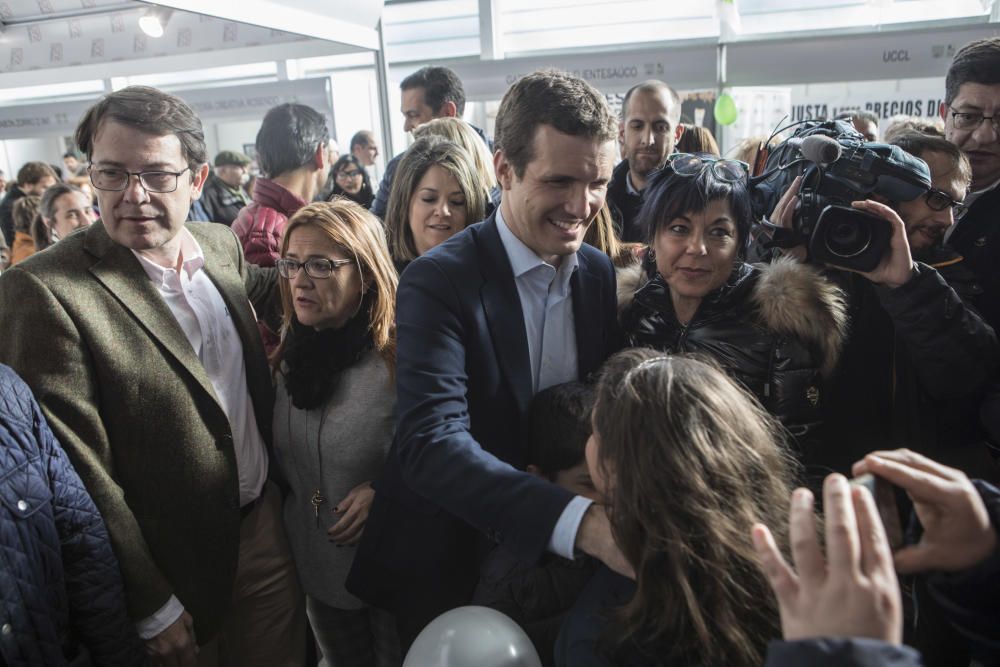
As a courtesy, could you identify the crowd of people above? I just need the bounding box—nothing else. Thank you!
[1,35,999,667]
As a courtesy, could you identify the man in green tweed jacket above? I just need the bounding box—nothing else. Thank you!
[0,86,305,667]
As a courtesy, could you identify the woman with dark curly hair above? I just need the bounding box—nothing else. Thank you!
[326,154,375,209]
[557,348,797,667]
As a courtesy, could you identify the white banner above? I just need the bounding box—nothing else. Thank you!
[727,24,1000,86]
[787,77,945,127]
[0,78,332,141]
[393,43,719,102]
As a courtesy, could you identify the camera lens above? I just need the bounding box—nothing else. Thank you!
[824,218,872,258]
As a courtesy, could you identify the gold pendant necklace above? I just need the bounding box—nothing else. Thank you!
[287,394,333,528]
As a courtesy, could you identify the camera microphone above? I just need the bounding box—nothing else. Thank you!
[793,135,842,165]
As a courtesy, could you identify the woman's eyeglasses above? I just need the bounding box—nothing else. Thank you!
[336,170,363,180]
[924,188,967,219]
[276,257,353,279]
[668,153,749,183]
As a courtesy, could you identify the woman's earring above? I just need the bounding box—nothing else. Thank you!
[647,247,656,261]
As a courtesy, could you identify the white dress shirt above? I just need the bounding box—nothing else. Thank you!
[495,208,593,560]
[130,227,269,638]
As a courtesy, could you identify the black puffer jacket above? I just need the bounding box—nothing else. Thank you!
[0,364,145,667]
[619,258,847,446]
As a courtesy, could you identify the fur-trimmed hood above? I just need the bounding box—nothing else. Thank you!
[617,257,847,375]
[750,257,847,375]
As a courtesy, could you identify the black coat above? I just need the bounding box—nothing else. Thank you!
[947,184,1000,333]
[817,257,1000,482]
[0,364,145,666]
[0,185,27,247]
[472,548,598,666]
[607,160,645,243]
[555,566,647,667]
[925,480,1000,665]
[199,172,249,226]
[619,259,846,458]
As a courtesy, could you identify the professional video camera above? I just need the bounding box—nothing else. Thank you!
[750,119,931,272]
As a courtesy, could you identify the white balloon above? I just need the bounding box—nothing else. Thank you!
[403,606,543,667]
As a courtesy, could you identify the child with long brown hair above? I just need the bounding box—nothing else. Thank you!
[557,348,797,667]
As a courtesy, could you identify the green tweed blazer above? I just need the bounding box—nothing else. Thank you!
[0,221,278,642]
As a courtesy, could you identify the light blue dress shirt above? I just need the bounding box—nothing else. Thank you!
[495,208,593,559]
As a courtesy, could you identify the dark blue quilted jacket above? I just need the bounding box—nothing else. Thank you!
[0,364,146,667]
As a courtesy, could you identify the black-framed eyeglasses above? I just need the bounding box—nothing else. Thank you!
[336,170,363,179]
[88,165,192,193]
[949,108,1000,133]
[668,153,749,183]
[924,187,968,219]
[276,257,353,279]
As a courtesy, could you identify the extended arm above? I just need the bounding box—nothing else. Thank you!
[393,257,575,563]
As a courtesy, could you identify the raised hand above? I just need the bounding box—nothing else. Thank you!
[752,474,902,644]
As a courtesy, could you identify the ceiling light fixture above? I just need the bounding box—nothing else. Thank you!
[139,6,173,38]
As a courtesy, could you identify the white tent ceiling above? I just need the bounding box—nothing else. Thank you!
[0,0,384,89]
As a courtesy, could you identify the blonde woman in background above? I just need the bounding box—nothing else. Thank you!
[414,116,498,194]
[675,125,721,156]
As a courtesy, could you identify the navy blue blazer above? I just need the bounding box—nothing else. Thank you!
[347,213,619,619]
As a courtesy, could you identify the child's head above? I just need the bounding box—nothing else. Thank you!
[12,195,41,234]
[527,381,599,501]
[589,348,796,666]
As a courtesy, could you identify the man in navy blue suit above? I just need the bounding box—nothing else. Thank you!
[347,69,628,646]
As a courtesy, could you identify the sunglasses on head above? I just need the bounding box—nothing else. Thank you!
[668,153,750,183]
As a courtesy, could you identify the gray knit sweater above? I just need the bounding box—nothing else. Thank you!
[273,349,395,609]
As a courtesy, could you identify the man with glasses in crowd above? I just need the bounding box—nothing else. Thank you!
[781,129,997,470]
[943,37,1000,333]
[0,85,304,667]
[764,125,999,661]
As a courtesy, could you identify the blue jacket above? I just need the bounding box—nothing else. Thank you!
[0,364,145,667]
[346,213,619,640]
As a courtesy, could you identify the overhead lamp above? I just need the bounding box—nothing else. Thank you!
[138,7,173,38]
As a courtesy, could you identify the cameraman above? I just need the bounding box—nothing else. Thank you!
[767,135,999,486]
